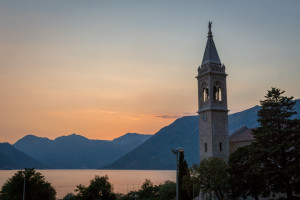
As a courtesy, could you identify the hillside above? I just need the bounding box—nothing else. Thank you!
[105,116,199,169]
[105,99,300,169]
[228,105,260,133]
[0,143,48,169]
[14,133,151,169]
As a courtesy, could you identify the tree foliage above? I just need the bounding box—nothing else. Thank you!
[252,88,300,199]
[228,87,300,200]
[228,145,266,200]
[63,193,76,200]
[138,179,159,199]
[191,157,229,200]
[65,175,117,200]
[118,180,176,200]
[0,168,56,200]
[178,151,192,200]
[157,180,176,200]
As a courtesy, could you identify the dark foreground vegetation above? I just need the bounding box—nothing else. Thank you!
[1,88,299,200]
[63,177,176,200]
[0,168,176,200]
[0,168,56,200]
[187,88,300,200]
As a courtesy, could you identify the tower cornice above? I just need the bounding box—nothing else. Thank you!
[197,63,227,78]
[197,108,229,114]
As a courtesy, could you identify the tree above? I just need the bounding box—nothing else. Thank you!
[0,168,56,200]
[178,151,192,200]
[117,191,137,200]
[74,175,117,200]
[252,88,300,199]
[191,157,229,200]
[119,180,175,200]
[63,193,76,200]
[228,145,266,200]
[138,179,159,199]
[157,180,176,200]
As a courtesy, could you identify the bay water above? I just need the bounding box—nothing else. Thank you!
[0,170,176,199]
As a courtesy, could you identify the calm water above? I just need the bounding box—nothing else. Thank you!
[0,170,175,199]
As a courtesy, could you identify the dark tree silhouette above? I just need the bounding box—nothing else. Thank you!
[74,175,117,200]
[229,145,266,200]
[0,168,56,200]
[178,151,192,200]
[191,157,229,200]
[252,87,300,199]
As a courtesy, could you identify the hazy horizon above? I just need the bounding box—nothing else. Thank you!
[1,1,300,143]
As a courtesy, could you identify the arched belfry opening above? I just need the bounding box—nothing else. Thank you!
[196,21,229,162]
[201,82,209,103]
[218,87,222,101]
[203,86,209,102]
[213,82,222,102]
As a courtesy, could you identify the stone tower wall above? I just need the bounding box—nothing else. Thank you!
[197,23,229,163]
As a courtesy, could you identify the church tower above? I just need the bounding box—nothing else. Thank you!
[196,22,229,162]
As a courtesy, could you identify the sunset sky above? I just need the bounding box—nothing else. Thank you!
[1,1,300,143]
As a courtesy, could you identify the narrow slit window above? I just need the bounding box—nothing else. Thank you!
[205,143,207,152]
[219,142,222,152]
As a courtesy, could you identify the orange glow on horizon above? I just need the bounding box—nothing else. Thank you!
[1,1,300,144]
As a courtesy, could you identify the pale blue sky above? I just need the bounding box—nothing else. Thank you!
[0,0,300,142]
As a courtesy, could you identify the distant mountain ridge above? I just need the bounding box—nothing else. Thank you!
[105,116,199,170]
[0,143,48,169]
[105,99,300,169]
[10,99,300,170]
[14,133,152,169]
[112,133,150,145]
[228,105,260,134]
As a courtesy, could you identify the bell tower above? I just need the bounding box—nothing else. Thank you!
[196,22,229,162]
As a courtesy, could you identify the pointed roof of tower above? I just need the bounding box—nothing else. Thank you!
[201,21,221,65]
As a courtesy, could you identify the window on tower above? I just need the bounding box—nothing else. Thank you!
[213,82,222,102]
[219,142,222,152]
[203,87,209,102]
[218,87,222,101]
[205,143,207,152]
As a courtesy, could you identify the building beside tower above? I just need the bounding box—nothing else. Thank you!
[196,22,229,162]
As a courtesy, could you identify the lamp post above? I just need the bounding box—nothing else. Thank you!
[22,170,26,200]
[171,147,184,200]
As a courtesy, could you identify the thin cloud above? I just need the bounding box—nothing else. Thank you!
[156,113,196,119]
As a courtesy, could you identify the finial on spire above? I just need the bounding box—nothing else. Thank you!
[208,21,212,36]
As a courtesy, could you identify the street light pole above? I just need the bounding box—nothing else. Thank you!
[22,170,26,200]
[176,151,178,200]
[171,147,184,200]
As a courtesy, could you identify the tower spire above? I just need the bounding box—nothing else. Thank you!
[201,21,221,66]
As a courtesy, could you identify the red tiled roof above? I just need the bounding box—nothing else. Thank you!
[229,127,255,143]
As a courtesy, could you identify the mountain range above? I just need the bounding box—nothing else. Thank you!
[3,99,300,170]
[14,133,151,169]
[0,143,47,169]
[105,99,300,169]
